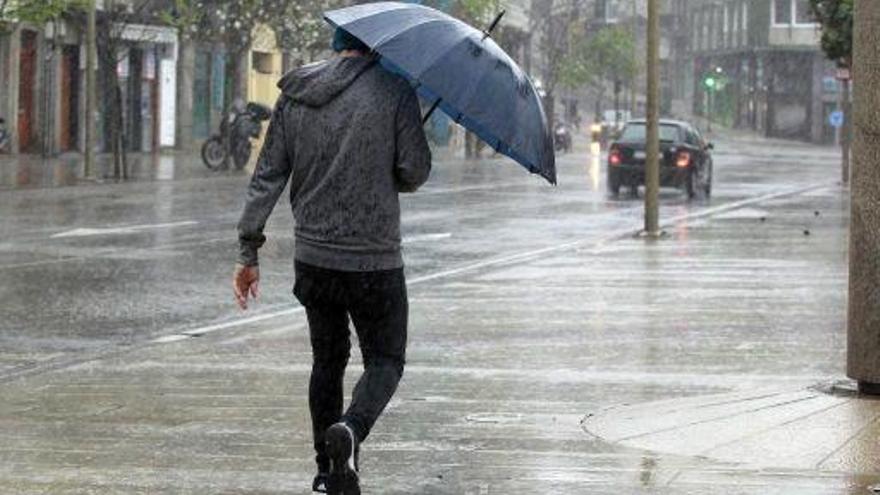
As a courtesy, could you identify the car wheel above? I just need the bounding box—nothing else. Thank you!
[685,168,697,200]
[608,168,621,197]
[704,161,713,198]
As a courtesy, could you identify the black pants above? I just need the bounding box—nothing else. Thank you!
[293,261,408,473]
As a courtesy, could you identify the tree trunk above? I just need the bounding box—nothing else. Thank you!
[847,0,880,393]
[84,0,96,176]
[544,93,555,131]
[176,39,195,151]
[224,44,249,109]
[99,45,127,180]
[115,83,127,179]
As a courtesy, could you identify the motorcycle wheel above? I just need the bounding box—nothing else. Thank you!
[201,136,226,170]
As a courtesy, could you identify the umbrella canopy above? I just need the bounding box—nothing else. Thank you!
[324,2,556,184]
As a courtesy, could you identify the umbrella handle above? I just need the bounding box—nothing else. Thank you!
[422,98,441,124]
[481,10,506,41]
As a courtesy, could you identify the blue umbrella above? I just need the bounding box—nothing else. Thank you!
[324,2,556,184]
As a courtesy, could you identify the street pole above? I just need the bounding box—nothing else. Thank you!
[847,0,880,395]
[643,0,660,236]
[614,79,621,128]
[707,89,713,134]
[84,0,96,178]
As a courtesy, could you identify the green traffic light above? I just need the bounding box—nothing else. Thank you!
[704,77,716,89]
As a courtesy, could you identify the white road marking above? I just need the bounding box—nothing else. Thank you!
[51,221,198,239]
[151,334,191,344]
[150,307,306,342]
[403,233,452,243]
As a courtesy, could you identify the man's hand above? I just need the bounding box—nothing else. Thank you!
[233,264,260,310]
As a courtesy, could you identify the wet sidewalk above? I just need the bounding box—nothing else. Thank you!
[0,139,873,494]
[0,144,476,191]
[0,151,231,190]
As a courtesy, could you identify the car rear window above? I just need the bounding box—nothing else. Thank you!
[619,124,680,143]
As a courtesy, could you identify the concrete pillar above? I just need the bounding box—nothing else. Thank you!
[847,0,880,393]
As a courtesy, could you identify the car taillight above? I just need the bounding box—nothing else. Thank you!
[676,151,691,168]
[609,149,622,166]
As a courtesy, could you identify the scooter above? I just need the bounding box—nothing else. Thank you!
[554,122,572,154]
[201,101,272,170]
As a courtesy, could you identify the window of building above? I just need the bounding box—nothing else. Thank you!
[732,1,741,47]
[703,10,710,50]
[774,0,792,25]
[795,0,814,24]
[741,0,748,45]
[252,52,274,75]
[599,0,620,23]
[774,0,816,26]
[723,4,730,48]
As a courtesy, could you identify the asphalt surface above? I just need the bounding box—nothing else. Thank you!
[0,135,865,494]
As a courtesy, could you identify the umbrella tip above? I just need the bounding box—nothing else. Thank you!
[481,10,506,40]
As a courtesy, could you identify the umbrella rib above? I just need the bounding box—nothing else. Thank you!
[372,18,473,78]
[324,3,415,29]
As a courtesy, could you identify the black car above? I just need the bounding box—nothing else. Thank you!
[607,119,713,199]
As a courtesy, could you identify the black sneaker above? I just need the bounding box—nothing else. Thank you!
[325,422,360,495]
[312,472,329,493]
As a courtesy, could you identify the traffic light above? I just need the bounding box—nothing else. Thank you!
[703,75,717,90]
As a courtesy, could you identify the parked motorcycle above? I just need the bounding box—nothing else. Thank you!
[201,100,272,170]
[0,117,9,152]
[554,122,572,154]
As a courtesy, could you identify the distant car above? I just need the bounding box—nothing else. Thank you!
[607,119,713,199]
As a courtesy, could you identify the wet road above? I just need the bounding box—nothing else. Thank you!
[0,138,837,376]
[0,136,862,493]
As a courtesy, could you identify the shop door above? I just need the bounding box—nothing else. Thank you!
[127,48,143,151]
[18,30,38,152]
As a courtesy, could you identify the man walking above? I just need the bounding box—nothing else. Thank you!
[232,28,431,494]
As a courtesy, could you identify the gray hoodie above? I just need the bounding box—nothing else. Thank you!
[237,56,432,271]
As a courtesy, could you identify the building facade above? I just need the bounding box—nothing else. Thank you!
[0,22,85,155]
[670,0,838,143]
[0,6,178,156]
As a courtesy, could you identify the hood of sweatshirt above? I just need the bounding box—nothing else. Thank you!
[278,56,376,108]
